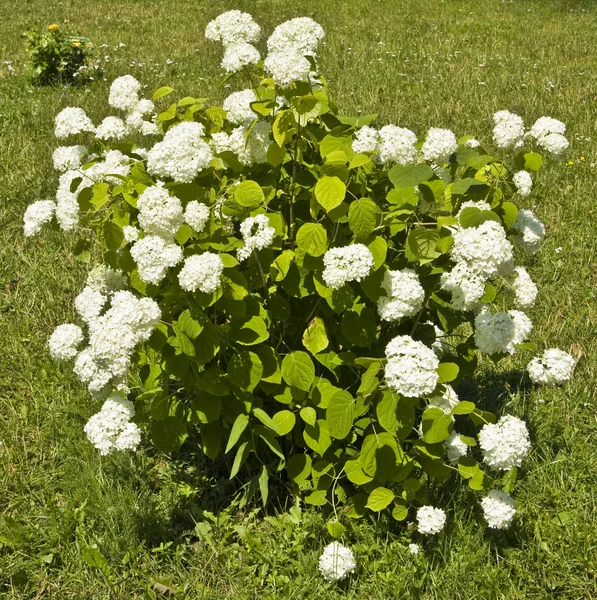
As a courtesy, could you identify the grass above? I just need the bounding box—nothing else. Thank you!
[1,0,597,597]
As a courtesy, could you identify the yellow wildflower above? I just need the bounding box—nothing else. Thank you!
[48,24,59,30]
[72,41,80,47]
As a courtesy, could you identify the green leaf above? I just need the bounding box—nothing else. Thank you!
[376,391,415,440]
[296,223,328,256]
[391,503,409,521]
[500,201,519,229]
[228,351,263,392]
[315,176,346,212]
[234,180,264,207]
[272,110,295,146]
[327,521,346,538]
[437,362,459,383]
[226,413,249,453]
[287,454,312,481]
[153,86,174,100]
[302,316,329,355]
[73,238,92,263]
[366,487,395,511]
[230,441,250,478]
[177,310,204,339]
[272,410,296,436]
[258,466,269,506]
[349,154,372,169]
[300,406,317,426]
[253,407,278,432]
[172,323,195,357]
[303,419,332,455]
[368,236,387,270]
[190,393,221,424]
[326,390,355,440]
[502,466,518,493]
[451,178,489,196]
[451,401,476,415]
[523,152,542,171]
[82,546,109,570]
[388,163,434,188]
[201,421,221,460]
[151,416,188,452]
[281,351,315,392]
[348,197,380,239]
[421,408,453,444]
[102,221,124,251]
[229,316,269,346]
[406,228,440,262]
[341,308,377,347]
[360,432,403,480]
[197,368,229,396]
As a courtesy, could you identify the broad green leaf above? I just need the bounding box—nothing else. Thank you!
[366,487,395,511]
[300,406,317,426]
[234,180,264,207]
[421,408,453,444]
[302,317,329,355]
[228,351,263,392]
[102,221,123,251]
[190,393,221,424]
[229,441,250,478]
[500,201,519,229]
[287,454,312,481]
[523,152,542,171]
[296,223,328,256]
[326,390,355,440]
[272,410,296,436]
[451,401,476,415]
[451,177,489,196]
[368,236,387,270]
[197,368,229,396]
[327,521,345,538]
[226,413,249,453]
[360,432,403,480]
[177,310,204,339]
[281,351,315,392]
[348,197,380,239]
[303,419,332,455]
[391,503,409,521]
[153,86,174,100]
[437,362,459,383]
[229,316,269,346]
[315,176,346,212]
[341,308,377,347]
[258,466,269,506]
[253,407,278,432]
[406,228,440,262]
[388,163,434,188]
[151,416,187,452]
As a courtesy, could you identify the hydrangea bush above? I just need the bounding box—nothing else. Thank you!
[26,11,577,541]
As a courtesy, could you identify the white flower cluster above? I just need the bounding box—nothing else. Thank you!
[492,110,525,150]
[211,122,271,166]
[480,490,516,529]
[385,335,439,398]
[408,543,420,555]
[123,225,140,243]
[74,266,127,325]
[264,51,312,88]
[184,201,210,233]
[528,116,568,156]
[512,170,533,197]
[23,200,55,237]
[147,121,213,183]
[205,11,261,73]
[322,244,374,289]
[527,348,576,385]
[512,266,538,309]
[445,431,468,463]
[130,235,183,284]
[223,89,257,126]
[440,262,485,311]
[377,268,425,321]
[75,286,107,324]
[237,214,276,261]
[178,253,224,294]
[126,98,158,136]
[378,125,418,166]
[108,75,141,112]
[52,145,88,172]
[267,17,325,56]
[55,107,96,139]
[49,323,84,360]
[474,309,532,355]
[84,393,141,455]
[452,220,514,279]
[73,290,161,394]
[86,265,127,295]
[512,208,545,254]
[421,128,458,164]
[428,384,460,415]
[137,184,183,239]
[95,116,127,141]
[352,126,379,155]
[478,415,531,470]
[318,542,356,581]
[416,506,446,535]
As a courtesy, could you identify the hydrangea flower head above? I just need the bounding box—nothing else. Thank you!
[492,110,525,150]
[137,184,184,239]
[322,244,374,289]
[527,348,576,385]
[49,324,84,360]
[318,542,356,581]
[55,107,95,139]
[23,200,55,237]
[267,17,325,56]
[377,268,425,321]
[421,128,457,163]
[205,10,261,46]
[481,490,516,529]
[416,506,446,535]
[223,89,258,126]
[478,415,531,470]
[378,125,418,166]
[108,75,141,112]
[178,253,224,294]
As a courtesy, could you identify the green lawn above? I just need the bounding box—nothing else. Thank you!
[1,0,597,597]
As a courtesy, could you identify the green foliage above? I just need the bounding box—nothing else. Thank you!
[22,24,100,86]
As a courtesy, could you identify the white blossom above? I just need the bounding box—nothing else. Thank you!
[352,126,379,154]
[108,75,141,112]
[184,201,210,233]
[137,184,184,239]
[52,145,88,172]
[264,50,312,88]
[408,543,420,555]
[446,431,468,463]
[130,235,183,284]
[481,490,516,529]
[221,42,261,73]
[123,225,140,243]
[528,116,566,139]
[178,253,224,293]
[474,309,532,355]
[452,220,513,279]
[416,506,446,535]
[49,324,84,360]
[95,116,127,141]
[55,107,95,139]
[23,200,55,237]
[512,208,545,255]
[527,348,576,385]
[86,265,127,295]
[512,170,532,197]
[492,110,525,150]
[318,542,356,582]
[267,17,325,56]
[147,122,213,183]
[378,125,418,166]
[421,128,457,164]
[538,133,568,156]
[512,266,538,309]
[440,262,486,311]
[428,385,460,415]
[205,10,261,46]
[385,335,439,398]
[464,138,480,148]
[211,122,271,166]
[75,286,107,324]
[223,89,257,126]
[478,415,531,470]
[322,244,374,289]
[237,214,276,261]
[377,268,425,321]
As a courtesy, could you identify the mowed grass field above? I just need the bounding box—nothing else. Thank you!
[1,0,597,597]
